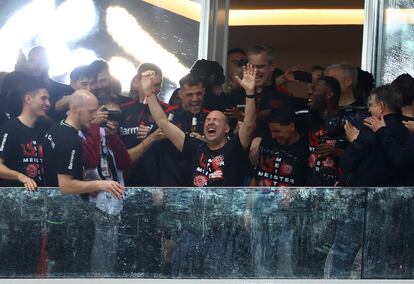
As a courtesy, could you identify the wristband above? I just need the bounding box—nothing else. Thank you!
[245,94,255,99]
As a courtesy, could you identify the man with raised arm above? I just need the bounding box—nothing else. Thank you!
[145,64,257,186]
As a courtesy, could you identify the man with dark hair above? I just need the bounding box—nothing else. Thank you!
[391,73,414,121]
[248,107,309,277]
[155,72,209,186]
[0,75,50,274]
[55,65,95,117]
[307,76,350,186]
[251,108,309,187]
[0,75,50,190]
[118,62,166,186]
[226,48,247,92]
[26,46,73,120]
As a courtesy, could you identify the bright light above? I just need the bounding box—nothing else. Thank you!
[229,9,364,26]
[0,0,55,71]
[47,43,71,77]
[142,0,365,26]
[108,57,137,92]
[106,6,189,85]
[40,0,98,44]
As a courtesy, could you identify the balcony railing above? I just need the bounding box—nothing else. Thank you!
[0,187,412,279]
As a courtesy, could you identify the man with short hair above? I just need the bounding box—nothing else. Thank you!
[43,90,124,196]
[42,90,124,274]
[26,46,73,120]
[55,65,95,117]
[327,85,410,279]
[155,72,209,186]
[119,63,166,186]
[226,48,247,92]
[249,108,309,277]
[325,63,362,107]
[340,84,409,186]
[307,76,351,186]
[0,76,50,190]
[0,75,50,274]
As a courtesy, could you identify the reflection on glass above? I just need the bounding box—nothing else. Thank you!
[379,1,414,84]
[0,0,200,100]
[0,186,385,279]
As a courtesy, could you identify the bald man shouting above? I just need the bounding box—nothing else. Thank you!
[146,64,257,186]
[43,90,124,197]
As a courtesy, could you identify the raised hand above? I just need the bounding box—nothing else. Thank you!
[235,63,256,95]
[141,70,156,97]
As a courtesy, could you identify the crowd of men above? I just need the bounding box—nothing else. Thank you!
[0,44,413,277]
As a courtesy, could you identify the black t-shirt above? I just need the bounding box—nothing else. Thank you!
[0,118,46,187]
[183,134,246,187]
[307,106,368,186]
[43,121,83,187]
[119,100,171,186]
[255,136,309,186]
[154,105,209,186]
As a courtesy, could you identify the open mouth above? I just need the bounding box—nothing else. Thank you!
[207,126,216,134]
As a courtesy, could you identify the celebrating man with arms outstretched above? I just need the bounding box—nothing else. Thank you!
[145,64,257,187]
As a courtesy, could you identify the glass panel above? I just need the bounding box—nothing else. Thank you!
[0,187,371,279]
[376,0,414,84]
[0,0,201,100]
[363,187,414,279]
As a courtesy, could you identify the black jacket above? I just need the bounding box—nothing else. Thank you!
[339,113,410,186]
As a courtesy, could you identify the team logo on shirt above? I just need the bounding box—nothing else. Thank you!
[194,154,225,186]
[26,164,39,178]
[194,175,208,187]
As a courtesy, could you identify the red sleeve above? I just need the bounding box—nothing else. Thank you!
[82,123,100,168]
[107,133,131,170]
